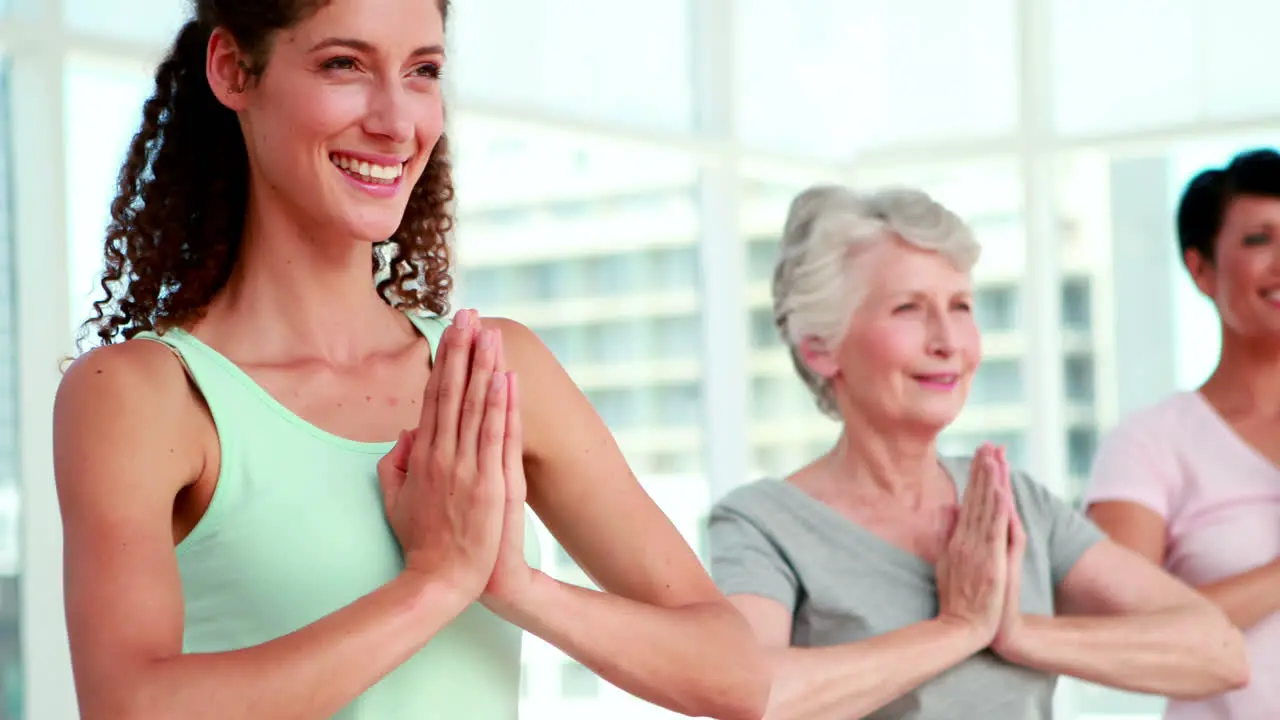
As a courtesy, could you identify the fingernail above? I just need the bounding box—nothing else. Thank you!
[479,329,493,348]
[456,312,471,329]
[491,372,503,390]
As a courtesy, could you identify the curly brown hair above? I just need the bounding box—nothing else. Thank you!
[78,0,454,352]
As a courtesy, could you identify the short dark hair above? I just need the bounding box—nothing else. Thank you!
[1176,147,1280,262]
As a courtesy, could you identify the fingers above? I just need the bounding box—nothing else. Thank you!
[958,447,991,538]
[978,454,1003,541]
[430,312,478,461]
[391,429,415,474]
[456,327,499,464]
[503,371,523,501]
[376,429,413,506]
[1008,485,1026,550]
[987,452,1011,536]
[417,326,448,445]
[957,446,1011,551]
[477,371,508,489]
[968,443,990,484]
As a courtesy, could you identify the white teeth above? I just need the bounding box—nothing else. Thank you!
[329,153,404,184]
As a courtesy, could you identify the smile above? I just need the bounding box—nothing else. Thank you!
[912,374,959,389]
[329,152,405,186]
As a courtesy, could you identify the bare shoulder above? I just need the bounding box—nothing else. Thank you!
[56,339,215,702]
[55,339,206,504]
[483,316,588,461]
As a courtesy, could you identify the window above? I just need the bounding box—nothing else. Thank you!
[1061,278,1092,330]
[746,239,778,282]
[749,309,776,349]
[585,321,643,365]
[973,285,1019,332]
[449,0,694,132]
[458,267,508,306]
[64,0,188,44]
[654,314,700,360]
[1049,0,1280,135]
[1067,426,1098,485]
[530,326,577,365]
[655,383,701,428]
[652,246,699,291]
[1064,354,1095,402]
[735,0,1017,158]
[584,389,639,430]
[65,57,157,335]
[651,451,699,476]
[970,358,1024,405]
[587,254,636,297]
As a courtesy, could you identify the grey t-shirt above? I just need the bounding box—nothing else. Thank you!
[708,456,1104,720]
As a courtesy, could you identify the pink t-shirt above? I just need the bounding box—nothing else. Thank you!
[1086,391,1280,720]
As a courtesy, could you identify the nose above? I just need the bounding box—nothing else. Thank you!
[926,311,957,358]
[363,78,414,145]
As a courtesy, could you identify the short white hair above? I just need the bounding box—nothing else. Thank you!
[771,184,981,418]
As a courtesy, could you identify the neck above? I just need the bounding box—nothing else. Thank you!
[825,410,941,497]
[1202,328,1280,410]
[201,191,406,364]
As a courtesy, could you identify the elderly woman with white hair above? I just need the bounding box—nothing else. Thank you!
[707,185,1249,719]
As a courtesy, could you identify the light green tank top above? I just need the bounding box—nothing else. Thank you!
[138,313,538,719]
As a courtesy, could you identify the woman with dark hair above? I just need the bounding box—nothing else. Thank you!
[52,1,768,719]
[1086,148,1280,719]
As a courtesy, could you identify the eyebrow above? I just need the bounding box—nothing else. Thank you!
[306,37,445,58]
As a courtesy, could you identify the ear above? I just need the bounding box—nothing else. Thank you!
[1184,248,1217,299]
[798,336,840,380]
[206,27,252,112]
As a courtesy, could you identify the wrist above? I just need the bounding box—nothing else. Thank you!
[932,615,994,654]
[482,569,555,624]
[992,615,1033,663]
[397,568,476,618]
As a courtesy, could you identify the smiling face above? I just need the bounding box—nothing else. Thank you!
[805,237,980,434]
[211,0,446,245]
[1187,194,1280,341]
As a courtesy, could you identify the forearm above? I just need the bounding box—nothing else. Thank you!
[495,572,768,720]
[998,609,1249,699]
[1195,559,1280,630]
[764,619,986,720]
[92,573,468,720]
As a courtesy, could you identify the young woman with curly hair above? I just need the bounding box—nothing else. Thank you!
[52,1,769,718]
